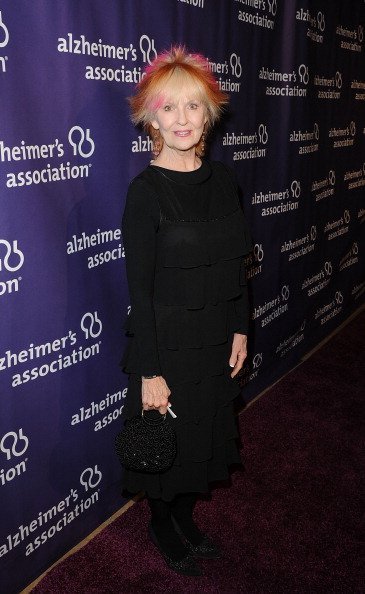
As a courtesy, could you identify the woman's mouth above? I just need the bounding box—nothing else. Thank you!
[174,130,192,137]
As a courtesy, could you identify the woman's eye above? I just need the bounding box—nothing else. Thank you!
[189,103,198,109]
[163,105,172,111]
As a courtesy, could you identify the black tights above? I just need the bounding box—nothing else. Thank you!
[169,492,204,544]
[147,492,203,560]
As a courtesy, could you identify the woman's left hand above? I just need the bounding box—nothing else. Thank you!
[229,333,248,378]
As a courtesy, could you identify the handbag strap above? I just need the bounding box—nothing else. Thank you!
[141,409,167,423]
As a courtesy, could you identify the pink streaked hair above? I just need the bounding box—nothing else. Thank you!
[128,45,229,134]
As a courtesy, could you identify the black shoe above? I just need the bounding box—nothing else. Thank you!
[171,516,221,559]
[148,523,203,576]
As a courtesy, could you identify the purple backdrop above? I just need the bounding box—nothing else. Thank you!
[0,1,364,592]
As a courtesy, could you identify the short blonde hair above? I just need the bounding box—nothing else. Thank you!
[128,45,229,155]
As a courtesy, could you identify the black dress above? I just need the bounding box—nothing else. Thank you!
[120,159,253,501]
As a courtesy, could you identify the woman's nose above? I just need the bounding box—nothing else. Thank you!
[176,107,188,125]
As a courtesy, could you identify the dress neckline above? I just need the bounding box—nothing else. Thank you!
[148,159,212,185]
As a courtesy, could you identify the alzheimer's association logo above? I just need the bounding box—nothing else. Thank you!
[0,239,24,297]
[81,312,103,339]
[80,465,102,491]
[0,428,29,460]
[0,428,29,487]
[0,11,9,73]
[68,126,95,158]
[298,64,309,84]
[139,35,157,64]
[0,11,9,47]
[0,240,24,272]
[290,180,301,199]
[230,53,242,78]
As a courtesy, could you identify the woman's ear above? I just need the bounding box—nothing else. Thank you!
[150,120,159,130]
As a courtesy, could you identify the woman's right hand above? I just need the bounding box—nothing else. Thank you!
[141,376,171,414]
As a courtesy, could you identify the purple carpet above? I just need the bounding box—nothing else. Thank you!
[32,311,364,593]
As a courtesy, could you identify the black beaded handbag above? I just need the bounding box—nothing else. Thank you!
[115,410,177,473]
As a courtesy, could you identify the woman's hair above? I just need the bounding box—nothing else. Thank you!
[128,45,229,155]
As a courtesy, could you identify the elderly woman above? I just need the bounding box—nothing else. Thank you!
[120,46,252,576]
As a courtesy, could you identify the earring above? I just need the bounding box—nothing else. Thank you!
[198,122,208,157]
[200,132,206,156]
[152,131,162,157]
[197,131,206,157]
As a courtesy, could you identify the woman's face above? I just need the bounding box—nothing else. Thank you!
[150,86,208,156]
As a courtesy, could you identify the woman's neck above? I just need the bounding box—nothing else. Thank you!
[151,147,202,172]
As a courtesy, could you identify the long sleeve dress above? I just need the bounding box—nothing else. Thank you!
[120,159,253,502]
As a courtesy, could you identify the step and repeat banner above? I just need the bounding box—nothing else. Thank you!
[1,1,364,591]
